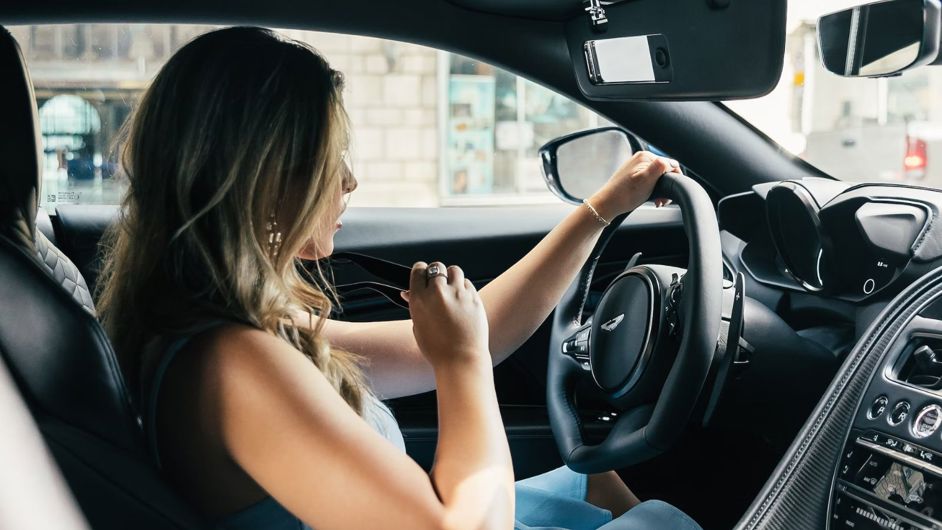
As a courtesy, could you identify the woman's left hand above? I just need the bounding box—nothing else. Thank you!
[588,151,682,222]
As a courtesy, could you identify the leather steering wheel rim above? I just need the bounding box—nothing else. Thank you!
[546,172,723,473]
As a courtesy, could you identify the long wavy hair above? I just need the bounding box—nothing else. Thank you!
[97,27,369,413]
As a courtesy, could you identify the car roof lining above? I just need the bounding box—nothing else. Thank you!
[444,0,585,21]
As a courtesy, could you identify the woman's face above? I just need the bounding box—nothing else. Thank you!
[297,161,356,261]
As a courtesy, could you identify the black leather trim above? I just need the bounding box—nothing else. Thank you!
[42,421,204,530]
[0,234,140,453]
[0,26,203,528]
[735,265,942,529]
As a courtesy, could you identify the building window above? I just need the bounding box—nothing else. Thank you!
[441,54,605,204]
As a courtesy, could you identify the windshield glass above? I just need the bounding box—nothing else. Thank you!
[726,0,942,186]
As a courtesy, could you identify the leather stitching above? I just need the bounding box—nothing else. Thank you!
[34,231,95,316]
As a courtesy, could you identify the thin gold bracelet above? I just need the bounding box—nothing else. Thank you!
[582,199,610,227]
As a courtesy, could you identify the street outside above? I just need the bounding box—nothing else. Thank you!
[41,170,125,211]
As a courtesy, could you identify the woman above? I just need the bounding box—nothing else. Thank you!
[97,27,701,530]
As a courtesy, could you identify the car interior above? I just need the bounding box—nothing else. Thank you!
[3,0,942,529]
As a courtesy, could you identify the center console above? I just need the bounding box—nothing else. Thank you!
[831,334,942,529]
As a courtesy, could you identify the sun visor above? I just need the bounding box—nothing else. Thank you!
[565,0,786,101]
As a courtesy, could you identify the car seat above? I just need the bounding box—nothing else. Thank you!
[0,25,203,530]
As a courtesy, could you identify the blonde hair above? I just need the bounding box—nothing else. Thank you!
[97,27,369,413]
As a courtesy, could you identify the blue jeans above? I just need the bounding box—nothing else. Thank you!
[514,466,702,530]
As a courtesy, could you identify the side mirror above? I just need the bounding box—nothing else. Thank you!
[817,0,942,77]
[539,127,637,204]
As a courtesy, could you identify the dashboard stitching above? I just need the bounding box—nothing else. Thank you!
[911,202,936,253]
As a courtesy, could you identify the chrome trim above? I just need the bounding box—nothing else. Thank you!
[583,40,601,83]
[601,313,624,332]
[856,437,942,478]
[865,395,888,420]
[911,404,942,439]
[886,401,910,427]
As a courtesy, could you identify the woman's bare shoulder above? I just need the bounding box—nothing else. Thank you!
[182,322,304,380]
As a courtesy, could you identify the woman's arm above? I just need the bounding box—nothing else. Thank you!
[209,267,513,530]
[320,152,676,399]
[321,200,610,398]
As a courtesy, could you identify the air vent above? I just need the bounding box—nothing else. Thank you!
[897,338,942,391]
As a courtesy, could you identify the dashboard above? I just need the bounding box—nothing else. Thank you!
[721,179,942,530]
[720,179,942,304]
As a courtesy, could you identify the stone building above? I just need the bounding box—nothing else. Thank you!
[9,24,600,210]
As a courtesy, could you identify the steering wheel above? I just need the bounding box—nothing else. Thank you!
[547,172,723,473]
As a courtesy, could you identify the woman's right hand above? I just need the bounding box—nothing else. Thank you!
[402,261,490,369]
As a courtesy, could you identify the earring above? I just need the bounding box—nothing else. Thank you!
[266,213,283,259]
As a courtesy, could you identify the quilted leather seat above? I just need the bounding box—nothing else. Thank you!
[0,26,202,529]
[35,231,96,314]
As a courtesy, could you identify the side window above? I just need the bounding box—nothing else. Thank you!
[440,56,608,204]
[12,25,609,210]
[11,24,215,213]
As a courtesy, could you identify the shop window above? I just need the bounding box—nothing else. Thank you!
[442,55,608,204]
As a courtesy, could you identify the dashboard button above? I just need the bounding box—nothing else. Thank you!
[917,447,940,465]
[863,278,876,295]
[868,395,889,420]
[881,435,901,450]
[912,404,942,439]
[888,401,911,426]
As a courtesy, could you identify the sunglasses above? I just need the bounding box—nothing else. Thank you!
[328,252,413,310]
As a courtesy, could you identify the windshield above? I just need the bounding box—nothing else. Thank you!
[726,0,942,187]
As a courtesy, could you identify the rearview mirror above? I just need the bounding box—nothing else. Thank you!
[539,127,636,204]
[817,0,942,77]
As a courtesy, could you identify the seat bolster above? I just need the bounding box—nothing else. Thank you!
[35,230,96,315]
[36,208,56,245]
[0,235,139,453]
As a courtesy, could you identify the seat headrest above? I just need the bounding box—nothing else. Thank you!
[0,27,41,249]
